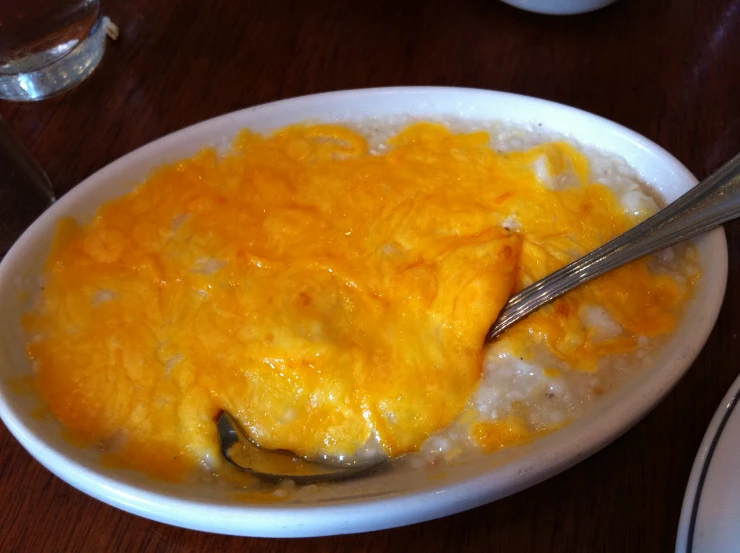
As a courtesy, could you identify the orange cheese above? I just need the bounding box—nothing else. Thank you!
[24,122,692,478]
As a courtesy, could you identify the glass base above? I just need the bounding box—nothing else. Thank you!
[0,18,107,102]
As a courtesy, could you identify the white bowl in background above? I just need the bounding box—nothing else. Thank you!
[500,0,619,15]
[0,87,727,537]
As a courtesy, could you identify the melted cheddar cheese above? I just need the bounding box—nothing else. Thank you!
[24,122,693,479]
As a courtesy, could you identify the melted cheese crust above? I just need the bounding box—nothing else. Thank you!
[24,123,691,479]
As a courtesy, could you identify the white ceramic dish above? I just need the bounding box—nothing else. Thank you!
[676,372,740,553]
[500,0,619,16]
[0,87,727,537]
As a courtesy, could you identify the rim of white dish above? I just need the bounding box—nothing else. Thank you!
[0,87,728,537]
[676,372,740,553]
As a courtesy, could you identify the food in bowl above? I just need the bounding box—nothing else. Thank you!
[22,119,698,491]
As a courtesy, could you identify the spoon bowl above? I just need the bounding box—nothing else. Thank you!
[217,411,386,484]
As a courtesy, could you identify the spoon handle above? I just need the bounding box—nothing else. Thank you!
[485,151,740,342]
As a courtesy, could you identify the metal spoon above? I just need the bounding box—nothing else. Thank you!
[485,151,740,342]
[217,411,385,484]
[219,152,740,482]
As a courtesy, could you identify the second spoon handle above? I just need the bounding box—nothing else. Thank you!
[485,151,740,342]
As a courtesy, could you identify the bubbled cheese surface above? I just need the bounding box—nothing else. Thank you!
[24,123,690,479]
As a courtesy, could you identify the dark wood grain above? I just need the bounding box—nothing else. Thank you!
[1,0,739,550]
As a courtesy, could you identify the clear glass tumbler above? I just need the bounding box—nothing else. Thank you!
[0,0,107,101]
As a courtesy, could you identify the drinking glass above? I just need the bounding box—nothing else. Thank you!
[0,0,107,101]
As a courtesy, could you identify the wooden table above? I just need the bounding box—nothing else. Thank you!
[1,0,738,550]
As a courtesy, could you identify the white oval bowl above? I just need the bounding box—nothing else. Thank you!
[0,87,727,537]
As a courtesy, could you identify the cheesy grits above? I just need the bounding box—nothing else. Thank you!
[23,120,698,483]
